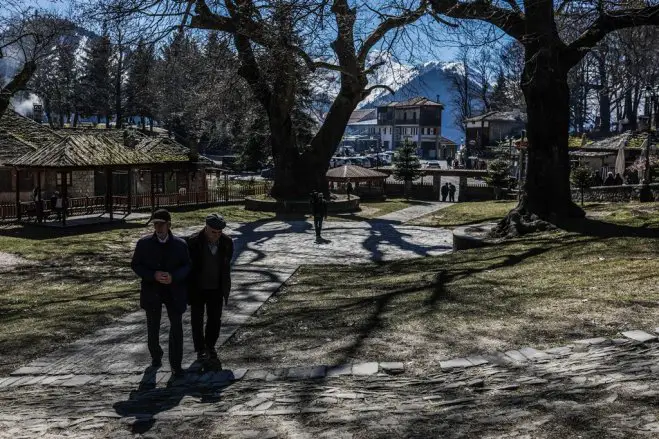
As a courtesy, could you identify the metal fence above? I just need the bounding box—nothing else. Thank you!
[0,181,271,222]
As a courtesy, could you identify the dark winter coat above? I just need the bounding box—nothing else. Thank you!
[449,184,456,195]
[311,198,327,218]
[131,232,192,314]
[186,229,234,306]
[441,185,449,197]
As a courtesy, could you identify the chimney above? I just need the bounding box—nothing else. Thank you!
[436,94,440,103]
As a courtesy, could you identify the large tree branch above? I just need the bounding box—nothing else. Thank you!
[362,84,395,98]
[0,61,36,120]
[357,1,429,66]
[565,5,659,67]
[429,0,526,40]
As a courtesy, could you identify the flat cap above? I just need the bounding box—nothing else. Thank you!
[206,213,227,230]
[151,208,171,223]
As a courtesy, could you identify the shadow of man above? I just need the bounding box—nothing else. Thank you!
[113,366,236,434]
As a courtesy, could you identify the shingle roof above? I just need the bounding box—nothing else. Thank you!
[134,137,191,162]
[465,110,527,123]
[348,109,377,124]
[8,134,159,168]
[386,97,444,108]
[0,131,37,163]
[326,165,388,180]
[0,110,63,162]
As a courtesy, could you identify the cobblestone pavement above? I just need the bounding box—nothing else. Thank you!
[373,202,450,224]
[9,220,451,377]
[3,335,659,438]
[6,212,657,437]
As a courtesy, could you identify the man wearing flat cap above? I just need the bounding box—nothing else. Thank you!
[186,213,234,365]
[131,209,191,377]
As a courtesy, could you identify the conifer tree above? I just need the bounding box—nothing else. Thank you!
[81,33,112,126]
[392,139,423,199]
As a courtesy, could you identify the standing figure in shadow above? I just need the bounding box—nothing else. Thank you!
[131,209,191,378]
[311,192,328,242]
[186,214,234,369]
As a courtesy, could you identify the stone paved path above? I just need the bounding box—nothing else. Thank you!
[2,216,452,391]
[3,334,659,438]
[374,201,451,224]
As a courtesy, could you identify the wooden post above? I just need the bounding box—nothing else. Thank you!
[15,168,21,221]
[106,168,114,221]
[127,169,133,214]
[150,170,155,212]
[224,172,229,203]
[61,172,68,226]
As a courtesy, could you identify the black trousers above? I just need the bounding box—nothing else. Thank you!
[313,215,324,237]
[145,301,183,370]
[191,292,223,353]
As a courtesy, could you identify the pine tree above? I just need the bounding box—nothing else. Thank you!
[490,69,510,112]
[81,33,112,126]
[125,40,156,131]
[392,139,423,199]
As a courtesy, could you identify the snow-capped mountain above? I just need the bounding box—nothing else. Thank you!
[311,52,482,143]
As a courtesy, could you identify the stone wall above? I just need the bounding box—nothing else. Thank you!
[572,184,659,202]
[70,171,95,197]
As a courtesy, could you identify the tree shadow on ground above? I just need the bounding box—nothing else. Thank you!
[557,216,659,238]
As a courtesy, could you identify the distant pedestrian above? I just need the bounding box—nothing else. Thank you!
[441,183,449,202]
[131,209,191,378]
[449,182,456,202]
[312,192,328,241]
[604,172,615,186]
[186,214,234,367]
[346,180,353,200]
[613,173,623,185]
[51,191,63,221]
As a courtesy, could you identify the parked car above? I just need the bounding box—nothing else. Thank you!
[260,168,274,178]
[425,160,441,169]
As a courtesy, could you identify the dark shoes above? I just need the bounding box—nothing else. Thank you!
[207,348,218,360]
[151,356,163,368]
[172,368,185,378]
[197,351,208,362]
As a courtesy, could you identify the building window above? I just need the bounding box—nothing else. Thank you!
[56,172,72,186]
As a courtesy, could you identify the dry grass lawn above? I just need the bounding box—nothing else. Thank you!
[222,202,659,373]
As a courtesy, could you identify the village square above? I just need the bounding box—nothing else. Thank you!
[0,0,658,438]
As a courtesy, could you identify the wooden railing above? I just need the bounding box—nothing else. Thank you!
[0,182,271,222]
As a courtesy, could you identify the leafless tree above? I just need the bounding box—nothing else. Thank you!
[430,0,659,235]
[0,4,71,119]
[90,0,434,197]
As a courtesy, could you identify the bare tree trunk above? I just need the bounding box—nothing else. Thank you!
[496,43,584,236]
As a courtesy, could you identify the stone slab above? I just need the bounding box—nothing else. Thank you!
[326,364,353,377]
[352,362,379,376]
[379,362,405,374]
[518,347,549,360]
[504,350,527,363]
[440,358,473,370]
[622,330,657,343]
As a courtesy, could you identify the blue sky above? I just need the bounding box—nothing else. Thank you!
[24,0,486,65]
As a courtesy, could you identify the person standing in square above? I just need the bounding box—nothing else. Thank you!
[186,214,234,367]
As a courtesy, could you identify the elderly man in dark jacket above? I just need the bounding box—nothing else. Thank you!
[131,209,191,377]
[186,213,234,365]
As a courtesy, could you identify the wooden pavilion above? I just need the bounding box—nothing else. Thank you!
[326,165,388,199]
[7,133,220,226]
